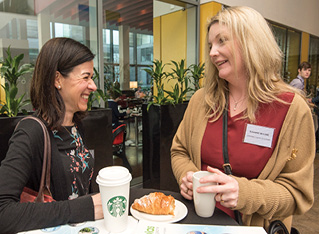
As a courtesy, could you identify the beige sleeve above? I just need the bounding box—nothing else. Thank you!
[171,89,206,185]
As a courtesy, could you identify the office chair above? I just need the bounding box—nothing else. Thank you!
[112,124,132,172]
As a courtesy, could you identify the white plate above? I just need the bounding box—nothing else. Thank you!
[130,199,188,223]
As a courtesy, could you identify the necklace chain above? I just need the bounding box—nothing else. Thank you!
[63,126,77,141]
[229,92,246,111]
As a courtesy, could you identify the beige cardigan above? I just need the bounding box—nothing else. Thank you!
[171,88,315,231]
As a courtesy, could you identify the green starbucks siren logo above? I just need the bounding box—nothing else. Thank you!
[107,196,127,217]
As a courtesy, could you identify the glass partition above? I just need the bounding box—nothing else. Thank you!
[272,24,301,84]
[309,36,319,95]
[103,0,153,91]
[0,0,100,110]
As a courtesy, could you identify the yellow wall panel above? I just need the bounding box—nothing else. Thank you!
[161,10,187,66]
[153,17,161,61]
[199,2,222,64]
[300,32,310,62]
[153,10,187,93]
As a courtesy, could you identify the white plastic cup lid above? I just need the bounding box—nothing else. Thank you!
[96,166,132,186]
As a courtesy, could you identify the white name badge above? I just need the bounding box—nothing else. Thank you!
[243,124,275,148]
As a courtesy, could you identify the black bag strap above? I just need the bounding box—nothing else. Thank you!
[16,116,52,202]
[222,108,243,225]
[222,109,232,175]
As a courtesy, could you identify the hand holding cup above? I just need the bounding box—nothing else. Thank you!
[192,171,217,217]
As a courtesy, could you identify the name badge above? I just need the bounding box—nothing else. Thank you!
[243,124,275,148]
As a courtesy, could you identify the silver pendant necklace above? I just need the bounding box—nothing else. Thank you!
[229,93,245,111]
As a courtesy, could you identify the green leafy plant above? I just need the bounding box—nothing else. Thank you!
[144,60,173,109]
[166,59,191,104]
[189,62,205,93]
[105,78,121,100]
[87,67,110,110]
[0,46,34,117]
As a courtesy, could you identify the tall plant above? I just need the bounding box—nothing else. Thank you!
[0,46,34,117]
[189,62,205,93]
[144,60,172,109]
[165,59,191,104]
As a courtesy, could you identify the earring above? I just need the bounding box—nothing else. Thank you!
[57,85,61,90]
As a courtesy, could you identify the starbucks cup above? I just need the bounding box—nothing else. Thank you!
[96,166,132,233]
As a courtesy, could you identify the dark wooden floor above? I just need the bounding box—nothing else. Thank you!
[113,120,319,232]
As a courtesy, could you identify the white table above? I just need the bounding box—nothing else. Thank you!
[19,216,138,234]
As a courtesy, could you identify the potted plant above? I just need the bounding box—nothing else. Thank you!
[142,59,192,192]
[165,59,191,104]
[0,47,34,164]
[189,62,205,94]
[144,60,172,109]
[0,46,34,117]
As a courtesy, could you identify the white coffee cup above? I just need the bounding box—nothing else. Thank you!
[192,171,217,218]
[96,166,132,233]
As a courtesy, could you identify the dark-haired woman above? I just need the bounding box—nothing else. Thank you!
[0,37,103,233]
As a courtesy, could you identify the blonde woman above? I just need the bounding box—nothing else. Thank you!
[171,6,315,232]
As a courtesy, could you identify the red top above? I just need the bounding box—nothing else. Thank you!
[201,92,294,219]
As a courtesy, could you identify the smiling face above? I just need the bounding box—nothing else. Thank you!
[208,23,246,84]
[55,60,96,119]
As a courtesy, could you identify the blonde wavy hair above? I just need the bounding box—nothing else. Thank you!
[204,6,303,123]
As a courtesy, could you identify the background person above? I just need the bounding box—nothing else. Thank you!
[289,61,312,91]
[0,37,103,233]
[171,6,315,232]
[135,86,146,98]
[108,92,131,129]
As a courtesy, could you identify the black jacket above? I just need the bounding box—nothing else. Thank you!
[0,117,94,233]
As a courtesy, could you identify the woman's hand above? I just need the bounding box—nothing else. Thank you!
[197,166,239,209]
[92,193,104,220]
[180,171,195,200]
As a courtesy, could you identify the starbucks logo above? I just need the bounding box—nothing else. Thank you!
[107,196,127,217]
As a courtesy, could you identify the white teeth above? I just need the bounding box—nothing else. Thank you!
[217,61,227,66]
[82,95,89,100]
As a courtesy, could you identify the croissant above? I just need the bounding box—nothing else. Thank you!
[132,192,175,215]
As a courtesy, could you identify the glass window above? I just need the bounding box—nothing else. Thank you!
[137,66,151,86]
[113,30,119,63]
[103,29,112,63]
[103,0,153,87]
[54,23,84,44]
[0,0,99,110]
[309,36,319,95]
[271,24,301,83]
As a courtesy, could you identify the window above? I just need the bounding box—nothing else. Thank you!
[103,0,153,89]
[272,24,301,84]
[309,36,319,95]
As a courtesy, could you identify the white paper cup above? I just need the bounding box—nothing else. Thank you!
[192,171,217,218]
[96,166,132,233]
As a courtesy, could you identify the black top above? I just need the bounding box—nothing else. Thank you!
[0,117,95,233]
